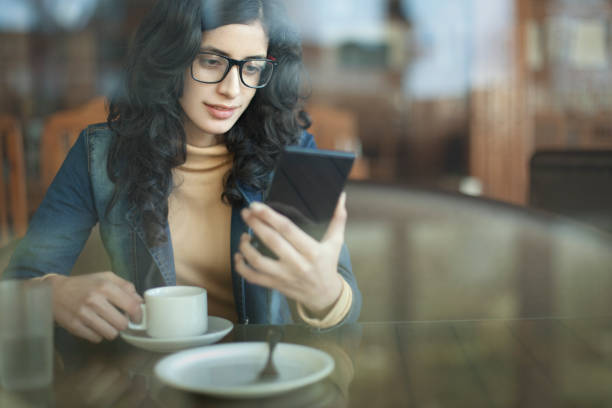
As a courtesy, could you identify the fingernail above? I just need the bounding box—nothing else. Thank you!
[250,202,264,211]
[241,208,250,218]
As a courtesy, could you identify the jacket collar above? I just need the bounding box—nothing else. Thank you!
[236,180,264,204]
[125,209,175,285]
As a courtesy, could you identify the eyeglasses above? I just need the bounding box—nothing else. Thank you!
[190,52,278,89]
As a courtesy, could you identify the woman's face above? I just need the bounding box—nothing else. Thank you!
[180,21,269,147]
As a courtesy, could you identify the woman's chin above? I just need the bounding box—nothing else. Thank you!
[201,119,237,136]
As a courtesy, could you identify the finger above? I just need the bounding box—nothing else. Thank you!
[89,295,132,333]
[322,191,347,245]
[98,279,143,322]
[244,202,316,254]
[66,318,103,343]
[234,252,282,290]
[242,208,309,263]
[79,305,122,340]
[238,233,282,274]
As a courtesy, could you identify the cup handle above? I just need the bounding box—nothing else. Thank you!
[127,304,146,331]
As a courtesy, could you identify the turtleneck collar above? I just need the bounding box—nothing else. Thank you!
[179,143,233,172]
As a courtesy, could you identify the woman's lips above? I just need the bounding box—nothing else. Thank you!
[205,103,237,120]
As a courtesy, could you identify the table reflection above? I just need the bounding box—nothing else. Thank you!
[344,181,612,322]
[2,318,612,407]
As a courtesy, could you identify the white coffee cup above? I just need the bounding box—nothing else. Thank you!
[128,286,207,338]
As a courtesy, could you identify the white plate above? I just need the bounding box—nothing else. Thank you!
[154,342,335,398]
[120,316,233,352]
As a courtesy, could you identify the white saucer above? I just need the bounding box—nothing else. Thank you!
[154,342,335,398]
[120,316,233,353]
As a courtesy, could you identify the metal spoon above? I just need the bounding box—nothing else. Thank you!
[256,328,282,381]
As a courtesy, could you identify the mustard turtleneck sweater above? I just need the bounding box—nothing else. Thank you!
[167,143,352,328]
[168,143,236,322]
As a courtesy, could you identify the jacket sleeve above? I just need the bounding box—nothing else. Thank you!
[299,130,363,325]
[2,130,98,279]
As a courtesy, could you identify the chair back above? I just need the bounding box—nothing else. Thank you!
[307,104,370,180]
[36,98,112,274]
[39,97,107,198]
[530,150,612,233]
[0,115,28,244]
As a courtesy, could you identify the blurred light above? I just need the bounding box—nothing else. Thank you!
[459,176,483,196]
[285,0,387,46]
[0,0,38,32]
[401,0,513,99]
[400,0,472,99]
[43,0,99,30]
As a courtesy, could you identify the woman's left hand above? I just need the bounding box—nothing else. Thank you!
[235,192,347,317]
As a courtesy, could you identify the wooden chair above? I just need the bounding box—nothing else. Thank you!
[37,98,111,275]
[529,149,612,233]
[36,96,108,207]
[0,115,28,244]
[307,104,370,180]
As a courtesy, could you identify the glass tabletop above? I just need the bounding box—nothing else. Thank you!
[3,318,612,407]
[3,181,612,407]
[344,181,612,323]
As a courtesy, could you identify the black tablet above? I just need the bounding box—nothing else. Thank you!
[254,146,355,256]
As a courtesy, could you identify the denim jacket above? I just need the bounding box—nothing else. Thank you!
[4,123,361,327]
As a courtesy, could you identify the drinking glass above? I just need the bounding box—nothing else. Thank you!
[0,279,54,390]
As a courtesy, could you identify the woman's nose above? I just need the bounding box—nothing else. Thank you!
[217,65,241,98]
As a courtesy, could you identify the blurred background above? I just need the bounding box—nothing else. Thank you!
[2,0,612,238]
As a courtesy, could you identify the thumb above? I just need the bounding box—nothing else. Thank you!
[322,191,347,245]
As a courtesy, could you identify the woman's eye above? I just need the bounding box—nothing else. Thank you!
[243,63,263,76]
[199,56,223,68]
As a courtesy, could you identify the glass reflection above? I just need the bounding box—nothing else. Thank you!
[1,1,612,406]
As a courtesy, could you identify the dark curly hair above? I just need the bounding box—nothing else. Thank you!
[106,0,310,247]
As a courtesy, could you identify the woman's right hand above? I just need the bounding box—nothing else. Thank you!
[45,272,143,343]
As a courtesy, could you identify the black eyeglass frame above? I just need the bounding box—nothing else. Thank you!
[190,52,278,89]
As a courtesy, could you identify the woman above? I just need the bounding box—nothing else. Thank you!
[4,0,361,343]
